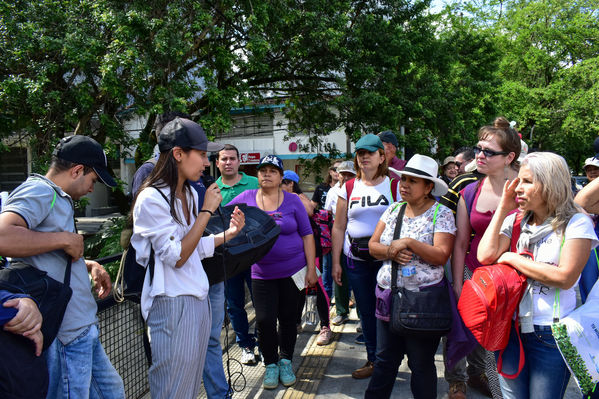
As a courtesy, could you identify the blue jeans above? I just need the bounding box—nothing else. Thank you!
[203,282,229,398]
[224,269,256,349]
[45,324,124,399]
[366,319,441,399]
[497,325,570,399]
[322,252,333,299]
[343,253,381,362]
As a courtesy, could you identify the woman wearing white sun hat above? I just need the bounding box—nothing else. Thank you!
[366,154,456,398]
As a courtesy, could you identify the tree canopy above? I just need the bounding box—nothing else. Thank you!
[1,0,597,173]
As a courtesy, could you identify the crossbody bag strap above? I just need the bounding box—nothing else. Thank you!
[390,203,407,296]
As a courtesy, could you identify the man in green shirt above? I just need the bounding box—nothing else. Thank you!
[215,144,260,364]
[216,145,259,205]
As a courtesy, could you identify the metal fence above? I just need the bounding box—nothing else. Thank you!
[96,254,149,399]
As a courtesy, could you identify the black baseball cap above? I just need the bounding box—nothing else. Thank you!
[158,117,224,153]
[53,135,117,187]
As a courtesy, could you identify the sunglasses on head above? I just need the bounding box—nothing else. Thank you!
[474,146,509,157]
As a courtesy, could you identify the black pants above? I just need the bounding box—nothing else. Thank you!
[252,277,300,365]
[296,283,330,328]
[365,319,441,399]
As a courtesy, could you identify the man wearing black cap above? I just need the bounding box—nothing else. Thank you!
[0,135,125,398]
[377,130,406,180]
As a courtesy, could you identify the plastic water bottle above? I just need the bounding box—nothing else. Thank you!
[401,266,419,291]
[304,290,318,326]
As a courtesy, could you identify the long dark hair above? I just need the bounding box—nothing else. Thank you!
[132,148,196,225]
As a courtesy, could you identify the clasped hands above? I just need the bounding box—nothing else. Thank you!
[386,238,413,265]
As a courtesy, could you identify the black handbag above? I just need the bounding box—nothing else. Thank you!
[0,328,49,398]
[0,258,73,350]
[202,204,280,285]
[389,203,452,337]
[349,235,376,262]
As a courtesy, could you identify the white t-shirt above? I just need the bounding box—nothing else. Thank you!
[500,212,599,325]
[338,177,400,258]
[131,186,214,320]
[324,184,342,216]
[376,202,456,289]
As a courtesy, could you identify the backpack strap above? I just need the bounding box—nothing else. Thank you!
[32,177,71,284]
[432,202,440,226]
[389,178,399,202]
[462,178,483,216]
[497,211,527,379]
[497,320,525,379]
[145,186,170,285]
[345,177,356,199]
[510,212,524,253]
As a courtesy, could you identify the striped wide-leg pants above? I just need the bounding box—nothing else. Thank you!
[147,295,211,399]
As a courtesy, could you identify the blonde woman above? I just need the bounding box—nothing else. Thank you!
[478,152,598,399]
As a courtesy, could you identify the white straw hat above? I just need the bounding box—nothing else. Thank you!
[389,154,449,196]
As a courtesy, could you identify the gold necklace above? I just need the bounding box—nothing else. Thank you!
[260,188,281,212]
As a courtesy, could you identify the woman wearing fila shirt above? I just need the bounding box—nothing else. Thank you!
[331,133,400,379]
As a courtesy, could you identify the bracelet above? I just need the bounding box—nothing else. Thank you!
[199,209,214,216]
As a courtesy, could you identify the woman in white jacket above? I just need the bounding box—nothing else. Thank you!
[131,118,244,398]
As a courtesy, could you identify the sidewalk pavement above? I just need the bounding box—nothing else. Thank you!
[201,305,582,399]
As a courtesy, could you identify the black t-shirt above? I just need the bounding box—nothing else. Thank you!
[312,183,331,210]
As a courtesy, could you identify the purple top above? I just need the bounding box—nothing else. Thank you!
[463,181,493,271]
[229,189,313,280]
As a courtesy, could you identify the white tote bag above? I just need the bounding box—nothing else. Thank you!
[552,281,599,396]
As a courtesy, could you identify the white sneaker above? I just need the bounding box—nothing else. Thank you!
[241,347,257,365]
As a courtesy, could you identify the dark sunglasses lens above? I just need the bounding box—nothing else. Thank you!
[474,147,501,157]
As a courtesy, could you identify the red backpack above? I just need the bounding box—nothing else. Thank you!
[457,212,527,370]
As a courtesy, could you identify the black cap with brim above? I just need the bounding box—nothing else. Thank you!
[53,135,117,187]
[93,167,117,187]
[158,117,224,153]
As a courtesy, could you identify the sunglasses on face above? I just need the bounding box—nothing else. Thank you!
[455,161,463,168]
[473,146,509,158]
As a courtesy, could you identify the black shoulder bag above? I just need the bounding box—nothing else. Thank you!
[0,258,72,398]
[390,203,452,337]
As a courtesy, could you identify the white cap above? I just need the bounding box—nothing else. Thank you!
[584,157,599,170]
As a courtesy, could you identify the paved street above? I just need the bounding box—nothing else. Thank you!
[199,305,582,399]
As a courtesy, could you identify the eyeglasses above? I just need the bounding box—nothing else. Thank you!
[473,146,509,158]
[455,161,463,168]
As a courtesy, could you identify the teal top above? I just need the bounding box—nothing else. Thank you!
[216,172,259,205]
